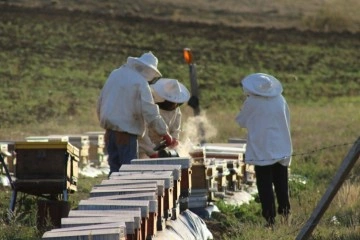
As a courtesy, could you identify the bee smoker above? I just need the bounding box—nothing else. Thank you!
[154,141,179,158]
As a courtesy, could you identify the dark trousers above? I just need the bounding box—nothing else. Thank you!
[255,163,290,224]
[105,129,138,175]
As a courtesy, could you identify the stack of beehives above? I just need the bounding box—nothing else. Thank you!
[24,132,107,167]
[85,131,106,166]
[41,157,192,240]
[188,140,251,206]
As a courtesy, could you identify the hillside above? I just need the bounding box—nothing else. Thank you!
[1,2,360,139]
[2,0,360,32]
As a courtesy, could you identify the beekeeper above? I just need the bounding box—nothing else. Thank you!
[138,78,190,158]
[97,52,173,176]
[235,73,292,228]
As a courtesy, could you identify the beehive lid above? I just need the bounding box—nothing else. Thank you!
[131,157,192,169]
[15,141,79,158]
[78,199,150,217]
[119,164,181,180]
[110,171,173,188]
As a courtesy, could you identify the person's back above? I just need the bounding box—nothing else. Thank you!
[237,94,291,166]
[97,52,173,176]
[98,64,154,135]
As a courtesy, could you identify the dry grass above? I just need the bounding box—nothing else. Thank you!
[335,180,360,209]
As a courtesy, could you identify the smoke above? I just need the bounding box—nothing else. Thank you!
[177,111,217,157]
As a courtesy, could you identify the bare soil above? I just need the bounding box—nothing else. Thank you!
[2,0,360,32]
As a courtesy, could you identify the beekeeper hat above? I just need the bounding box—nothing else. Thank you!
[241,73,283,97]
[151,78,190,103]
[127,51,162,77]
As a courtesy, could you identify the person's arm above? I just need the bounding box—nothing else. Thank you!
[167,108,181,148]
[140,82,173,145]
[96,93,102,121]
[235,98,251,128]
[138,129,157,157]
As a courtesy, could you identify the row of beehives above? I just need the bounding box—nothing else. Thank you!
[0,131,106,174]
[1,134,254,199]
[40,150,254,240]
[42,157,193,240]
[0,136,254,239]
[0,135,254,202]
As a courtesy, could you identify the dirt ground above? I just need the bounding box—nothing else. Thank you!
[2,0,359,32]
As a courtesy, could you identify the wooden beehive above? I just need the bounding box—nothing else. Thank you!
[42,223,126,240]
[131,157,192,198]
[78,199,150,240]
[84,131,105,166]
[99,178,166,231]
[67,209,141,240]
[67,134,90,166]
[14,141,79,195]
[0,141,15,173]
[110,171,174,220]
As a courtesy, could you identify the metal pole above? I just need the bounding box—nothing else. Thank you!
[189,63,200,116]
[183,48,206,144]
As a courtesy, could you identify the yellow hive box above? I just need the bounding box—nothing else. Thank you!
[14,141,79,195]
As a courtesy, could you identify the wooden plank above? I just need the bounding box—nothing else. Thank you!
[78,200,150,240]
[100,179,165,196]
[42,226,126,240]
[93,183,158,190]
[88,192,156,201]
[119,164,182,180]
[61,216,134,234]
[90,187,158,198]
[131,157,192,169]
[110,171,174,188]
[78,200,149,218]
[95,181,164,198]
[296,137,360,240]
[67,209,141,229]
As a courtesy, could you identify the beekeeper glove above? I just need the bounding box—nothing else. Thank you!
[162,133,173,147]
[169,138,179,148]
[150,152,159,158]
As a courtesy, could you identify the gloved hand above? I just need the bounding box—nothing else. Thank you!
[169,138,179,148]
[150,152,159,158]
[162,133,173,147]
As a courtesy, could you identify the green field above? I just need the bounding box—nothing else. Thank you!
[1,1,360,239]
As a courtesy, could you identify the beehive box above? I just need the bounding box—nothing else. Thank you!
[42,223,126,240]
[191,164,207,190]
[0,141,15,173]
[99,178,165,230]
[68,135,90,166]
[67,209,141,240]
[110,171,174,220]
[78,199,151,240]
[131,157,192,198]
[14,141,79,194]
[119,164,181,204]
[46,134,89,166]
[84,131,105,165]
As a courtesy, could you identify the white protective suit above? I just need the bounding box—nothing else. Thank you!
[235,94,292,166]
[97,63,168,137]
[139,107,182,157]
